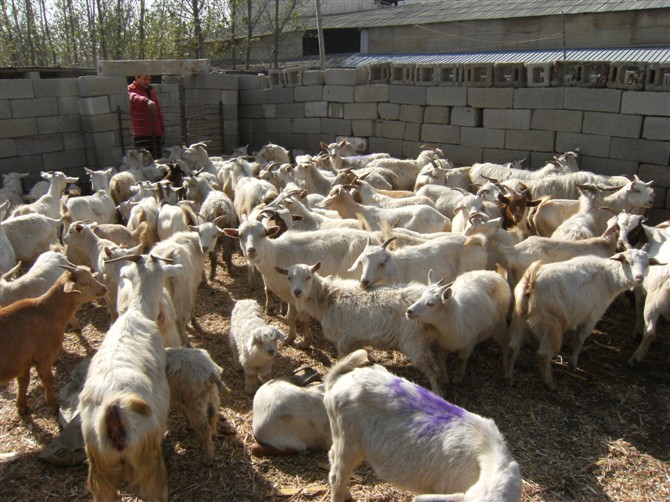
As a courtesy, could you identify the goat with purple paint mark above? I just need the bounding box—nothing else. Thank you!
[324,349,522,502]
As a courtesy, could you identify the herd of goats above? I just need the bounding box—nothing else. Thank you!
[0,138,667,501]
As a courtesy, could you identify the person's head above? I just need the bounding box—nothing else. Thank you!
[135,74,152,89]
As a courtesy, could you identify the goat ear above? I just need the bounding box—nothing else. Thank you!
[649,257,665,266]
[441,287,453,302]
[347,256,362,273]
[223,228,240,239]
[527,198,542,207]
[274,329,287,344]
[609,252,625,262]
[265,226,281,238]
[63,279,80,294]
[498,193,510,205]
[310,261,321,273]
[275,266,288,275]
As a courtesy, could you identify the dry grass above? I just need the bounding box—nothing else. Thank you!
[1,254,669,501]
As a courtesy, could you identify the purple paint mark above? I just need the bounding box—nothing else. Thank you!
[388,377,465,437]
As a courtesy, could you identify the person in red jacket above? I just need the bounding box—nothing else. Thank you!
[128,74,165,159]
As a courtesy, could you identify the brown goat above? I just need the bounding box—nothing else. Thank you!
[498,190,541,231]
[0,266,107,415]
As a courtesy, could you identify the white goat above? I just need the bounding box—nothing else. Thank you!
[324,349,522,502]
[505,248,656,390]
[255,142,291,165]
[0,172,29,213]
[229,299,286,394]
[165,347,229,464]
[251,368,330,456]
[367,149,441,191]
[1,213,62,263]
[350,235,487,289]
[275,262,446,395]
[0,201,16,273]
[319,185,451,233]
[79,254,182,502]
[62,168,117,233]
[157,201,199,241]
[12,170,78,219]
[406,270,511,384]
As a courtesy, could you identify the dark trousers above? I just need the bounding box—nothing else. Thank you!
[133,136,164,160]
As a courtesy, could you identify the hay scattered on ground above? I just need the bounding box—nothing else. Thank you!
[1,254,669,501]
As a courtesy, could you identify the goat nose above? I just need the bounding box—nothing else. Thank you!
[406,309,414,319]
[246,247,256,257]
[293,289,302,298]
[634,275,643,284]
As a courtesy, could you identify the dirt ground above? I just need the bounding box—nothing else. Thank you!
[1,252,669,501]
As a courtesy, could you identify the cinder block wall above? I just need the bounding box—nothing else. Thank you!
[238,65,670,222]
[0,73,240,188]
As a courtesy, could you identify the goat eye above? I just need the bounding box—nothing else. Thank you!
[287,277,292,282]
[427,301,435,307]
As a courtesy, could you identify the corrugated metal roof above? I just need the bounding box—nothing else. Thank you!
[338,47,670,66]
[308,0,670,29]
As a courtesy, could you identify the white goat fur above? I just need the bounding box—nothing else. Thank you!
[165,347,229,464]
[229,299,286,394]
[324,349,522,502]
[1,213,61,263]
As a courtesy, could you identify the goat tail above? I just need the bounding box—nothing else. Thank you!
[103,394,151,452]
[325,349,370,392]
[514,260,543,318]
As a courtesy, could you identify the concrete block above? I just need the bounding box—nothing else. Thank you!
[354,85,389,103]
[581,156,639,177]
[63,132,85,150]
[305,101,328,117]
[483,109,531,130]
[344,103,378,120]
[265,87,294,104]
[621,91,670,117]
[610,138,670,165]
[352,120,375,137]
[264,119,293,133]
[240,89,266,105]
[646,207,670,225]
[77,76,127,97]
[16,133,63,154]
[607,62,647,91]
[294,85,323,102]
[37,115,81,134]
[463,64,493,87]
[33,78,79,98]
[643,117,670,141]
[421,124,460,145]
[555,132,611,158]
[390,64,416,85]
[505,130,555,152]
[402,141,422,159]
[461,127,505,148]
[381,121,406,140]
[79,96,111,115]
[81,113,122,133]
[283,67,303,87]
[467,88,513,108]
[223,120,238,135]
[494,63,526,88]
[368,64,390,84]
[238,75,264,90]
[378,103,400,120]
[0,118,37,138]
[292,118,321,134]
[10,97,59,118]
[639,163,670,186]
[324,85,354,103]
[526,63,553,88]
[109,93,130,112]
[552,61,609,88]
[263,104,277,119]
[389,86,426,105]
[277,133,305,150]
[645,63,670,92]
[0,79,34,99]
[302,70,325,86]
[450,107,481,127]
[186,88,224,104]
[240,104,264,119]
[583,111,642,138]
[369,137,402,157]
[192,73,238,90]
[0,154,43,174]
[404,123,420,142]
[268,69,285,88]
[321,118,352,137]
[531,110,583,132]
[0,139,17,158]
[513,88,564,109]
[423,106,450,124]
[221,90,238,105]
[415,65,438,86]
[328,103,345,119]
[426,87,467,106]
[436,64,463,87]
[275,103,305,119]
[447,145,484,165]
[399,105,424,123]
[564,88,622,113]
[325,68,358,86]
[355,67,371,85]
[0,99,10,119]
[223,105,238,120]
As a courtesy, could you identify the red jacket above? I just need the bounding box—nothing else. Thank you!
[128,81,165,137]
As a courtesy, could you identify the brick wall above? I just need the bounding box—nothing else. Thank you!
[238,64,670,222]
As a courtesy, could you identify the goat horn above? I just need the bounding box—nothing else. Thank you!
[104,254,142,264]
[381,237,397,249]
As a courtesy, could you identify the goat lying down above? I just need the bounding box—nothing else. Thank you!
[324,349,522,502]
